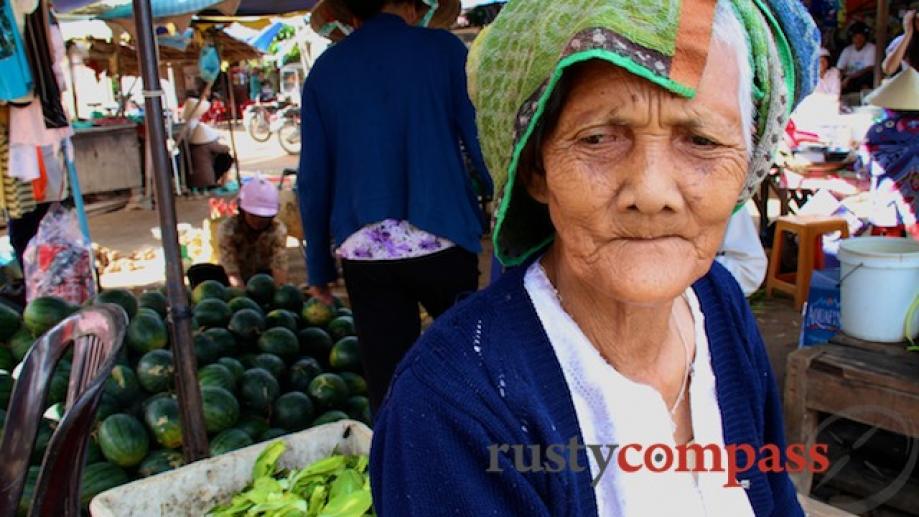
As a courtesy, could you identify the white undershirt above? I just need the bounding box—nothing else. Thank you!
[524,262,754,517]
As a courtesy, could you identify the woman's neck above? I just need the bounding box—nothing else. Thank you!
[541,248,676,381]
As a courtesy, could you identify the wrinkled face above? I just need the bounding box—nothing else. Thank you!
[525,40,748,304]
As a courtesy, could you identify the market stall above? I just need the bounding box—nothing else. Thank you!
[71,123,144,195]
[1,0,376,512]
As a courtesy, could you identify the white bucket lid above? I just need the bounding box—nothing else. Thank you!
[838,237,919,269]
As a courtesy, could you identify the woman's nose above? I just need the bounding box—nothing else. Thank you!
[615,139,685,215]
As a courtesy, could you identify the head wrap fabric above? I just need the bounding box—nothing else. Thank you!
[469,0,819,266]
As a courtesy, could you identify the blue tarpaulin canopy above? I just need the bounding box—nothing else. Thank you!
[96,0,222,19]
[56,0,316,17]
[248,20,288,52]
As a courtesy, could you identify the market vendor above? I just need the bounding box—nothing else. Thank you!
[858,68,919,239]
[838,22,877,94]
[370,0,820,515]
[217,175,288,287]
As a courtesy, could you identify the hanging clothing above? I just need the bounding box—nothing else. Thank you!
[38,143,67,202]
[21,1,67,128]
[9,21,71,147]
[0,123,38,221]
[8,143,39,182]
[0,0,34,101]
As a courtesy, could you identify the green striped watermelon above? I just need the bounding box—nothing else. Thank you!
[312,410,349,426]
[239,368,280,413]
[138,290,168,319]
[272,392,314,431]
[204,328,237,357]
[209,428,253,456]
[192,280,228,304]
[94,289,138,320]
[103,365,141,406]
[138,449,185,477]
[201,386,239,433]
[259,427,287,441]
[98,413,150,467]
[217,357,245,383]
[257,327,299,360]
[136,350,175,393]
[236,413,270,441]
[126,310,168,353]
[143,395,183,449]
[198,363,236,393]
[23,296,75,337]
[80,462,129,507]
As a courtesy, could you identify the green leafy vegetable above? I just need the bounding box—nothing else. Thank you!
[208,442,372,516]
[253,440,287,479]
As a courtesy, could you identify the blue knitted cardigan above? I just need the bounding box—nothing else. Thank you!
[370,261,803,516]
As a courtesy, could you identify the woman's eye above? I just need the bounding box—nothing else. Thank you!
[579,134,608,145]
[690,135,719,147]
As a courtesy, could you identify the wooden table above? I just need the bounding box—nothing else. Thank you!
[784,335,919,495]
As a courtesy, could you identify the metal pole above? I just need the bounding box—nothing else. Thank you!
[131,0,209,461]
[223,68,243,186]
[874,0,889,87]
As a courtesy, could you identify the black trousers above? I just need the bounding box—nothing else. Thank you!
[8,203,51,273]
[342,247,479,414]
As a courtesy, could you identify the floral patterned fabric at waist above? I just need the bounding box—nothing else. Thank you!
[336,219,454,261]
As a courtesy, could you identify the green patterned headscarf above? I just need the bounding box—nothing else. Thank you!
[469,0,820,266]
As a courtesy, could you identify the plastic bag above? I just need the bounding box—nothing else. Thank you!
[23,203,95,304]
[198,45,220,84]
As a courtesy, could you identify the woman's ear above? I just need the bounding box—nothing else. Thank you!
[518,140,549,204]
[520,163,549,204]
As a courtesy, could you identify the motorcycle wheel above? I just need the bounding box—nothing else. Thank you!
[248,110,272,142]
[278,120,301,155]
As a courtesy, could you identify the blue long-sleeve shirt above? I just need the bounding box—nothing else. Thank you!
[297,13,493,286]
[371,261,804,516]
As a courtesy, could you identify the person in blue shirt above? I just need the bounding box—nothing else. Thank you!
[297,0,491,413]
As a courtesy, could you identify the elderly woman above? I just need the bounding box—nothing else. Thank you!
[370,0,820,515]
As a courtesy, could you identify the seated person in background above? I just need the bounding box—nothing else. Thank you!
[815,47,841,95]
[183,92,233,189]
[838,22,877,93]
[715,210,768,297]
[217,175,288,287]
[883,9,918,75]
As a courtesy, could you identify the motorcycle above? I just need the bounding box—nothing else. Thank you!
[273,105,301,155]
[243,99,289,142]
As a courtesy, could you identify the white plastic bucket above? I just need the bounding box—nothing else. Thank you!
[837,237,919,343]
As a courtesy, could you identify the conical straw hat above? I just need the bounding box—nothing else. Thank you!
[866,67,919,111]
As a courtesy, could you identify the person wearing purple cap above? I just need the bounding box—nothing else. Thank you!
[217,175,288,287]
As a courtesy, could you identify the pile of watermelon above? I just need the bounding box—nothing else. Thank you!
[0,273,368,514]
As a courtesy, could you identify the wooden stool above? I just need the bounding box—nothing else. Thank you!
[765,215,849,310]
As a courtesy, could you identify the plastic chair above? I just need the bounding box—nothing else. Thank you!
[765,215,849,310]
[0,304,128,516]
